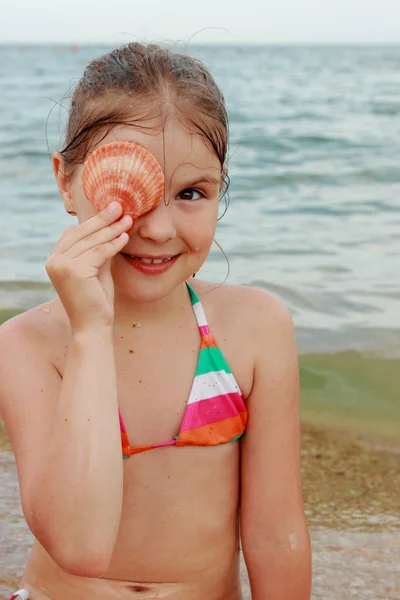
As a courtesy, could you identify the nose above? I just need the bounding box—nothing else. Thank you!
[135,197,177,244]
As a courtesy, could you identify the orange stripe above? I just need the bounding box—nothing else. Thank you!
[121,431,130,448]
[176,413,246,446]
[200,334,218,349]
[128,445,153,455]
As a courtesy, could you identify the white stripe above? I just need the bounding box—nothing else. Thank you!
[11,592,30,600]
[187,370,241,405]
[192,301,208,328]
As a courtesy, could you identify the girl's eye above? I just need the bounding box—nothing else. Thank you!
[177,188,204,201]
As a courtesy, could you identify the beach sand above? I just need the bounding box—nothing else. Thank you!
[1,422,399,599]
[241,423,400,600]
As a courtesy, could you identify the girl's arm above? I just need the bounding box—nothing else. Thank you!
[0,319,123,577]
[240,291,312,600]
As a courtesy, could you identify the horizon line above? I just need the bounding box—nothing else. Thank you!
[1,40,400,47]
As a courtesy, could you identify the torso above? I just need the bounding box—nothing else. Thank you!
[17,280,255,600]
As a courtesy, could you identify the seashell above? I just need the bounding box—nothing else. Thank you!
[81,142,164,230]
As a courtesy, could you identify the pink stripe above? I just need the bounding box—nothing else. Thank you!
[118,409,127,433]
[150,439,177,449]
[180,393,246,432]
[199,324,210,336]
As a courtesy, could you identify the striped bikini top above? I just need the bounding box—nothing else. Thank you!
[119,282,248,458]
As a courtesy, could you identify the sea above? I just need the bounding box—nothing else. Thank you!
[0,42,399,441]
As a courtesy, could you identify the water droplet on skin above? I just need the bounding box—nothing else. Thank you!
[42,306,51,313]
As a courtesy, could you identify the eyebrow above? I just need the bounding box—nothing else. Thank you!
[184,174,221,188]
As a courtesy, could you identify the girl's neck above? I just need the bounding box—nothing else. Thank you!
[113,280,192,329]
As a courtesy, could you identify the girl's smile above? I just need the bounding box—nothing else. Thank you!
[119,251,180,275]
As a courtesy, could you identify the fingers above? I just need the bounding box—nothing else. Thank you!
[54,201,126,255]
[46,229,130,282]
[66,214,133,259]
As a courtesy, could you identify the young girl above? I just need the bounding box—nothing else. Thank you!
[0,43,311,600]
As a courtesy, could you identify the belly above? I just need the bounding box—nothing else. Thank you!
[21,446,242,600]
[22,544,242,600]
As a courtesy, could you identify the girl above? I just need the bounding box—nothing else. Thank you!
[0,43,311,600]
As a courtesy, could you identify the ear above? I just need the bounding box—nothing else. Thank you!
[52,152,77,215]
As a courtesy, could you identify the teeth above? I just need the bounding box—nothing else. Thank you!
[129,256,173,264]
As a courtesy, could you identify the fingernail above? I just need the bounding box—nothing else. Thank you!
[107,201,119,213]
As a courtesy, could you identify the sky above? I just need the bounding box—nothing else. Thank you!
[1,0,399,44]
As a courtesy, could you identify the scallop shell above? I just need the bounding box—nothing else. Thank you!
[81,142,164,227]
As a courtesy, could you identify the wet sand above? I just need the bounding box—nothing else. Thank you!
[1,422,399,599]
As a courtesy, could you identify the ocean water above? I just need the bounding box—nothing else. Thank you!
[0,43,400,439]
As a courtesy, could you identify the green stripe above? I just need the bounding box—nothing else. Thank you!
[186,282,199,305]
[229,432,245,443]
[196,346,231,376]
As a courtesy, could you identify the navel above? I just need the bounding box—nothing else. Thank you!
[127,583,155,595]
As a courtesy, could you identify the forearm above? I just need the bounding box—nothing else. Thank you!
[28,328,123,574]
[245,536,312,600]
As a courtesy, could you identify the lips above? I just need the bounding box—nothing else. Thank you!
[120,253,180,275]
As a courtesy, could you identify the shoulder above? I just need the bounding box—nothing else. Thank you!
[0,298,67,365]
[0,300,66,432]
[192,280,296,394]
[193,279,294,345]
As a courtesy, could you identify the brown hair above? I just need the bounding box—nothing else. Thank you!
[59,42,230,208]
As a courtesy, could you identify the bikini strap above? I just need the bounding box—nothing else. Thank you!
[186,282,210,337]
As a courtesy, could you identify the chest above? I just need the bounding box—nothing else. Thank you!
[52,303,253,449]
[114,323,201,447]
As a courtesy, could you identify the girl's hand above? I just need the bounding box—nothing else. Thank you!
[46,201,132,333]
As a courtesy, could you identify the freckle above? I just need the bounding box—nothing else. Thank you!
[132,323,136,328]
[40,389,43,392]
[65,418,68,422]
[139,380,142,383]
[129,349,134,354]
[120,336,124,339]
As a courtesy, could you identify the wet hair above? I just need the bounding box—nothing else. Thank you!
[59,42,230,208]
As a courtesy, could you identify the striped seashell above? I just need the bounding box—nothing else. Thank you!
[81,142,164,231]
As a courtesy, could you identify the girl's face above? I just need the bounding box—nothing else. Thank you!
[54,117,223,304]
